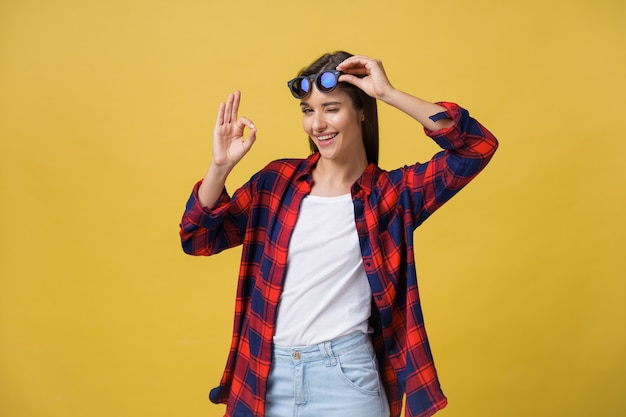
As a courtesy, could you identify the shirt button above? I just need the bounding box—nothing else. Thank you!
[292,351,301,360]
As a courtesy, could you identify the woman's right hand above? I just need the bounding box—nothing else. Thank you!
[212,90,257,171]
[198,91,256,208]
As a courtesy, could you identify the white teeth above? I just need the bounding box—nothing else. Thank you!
[317,133,337,141]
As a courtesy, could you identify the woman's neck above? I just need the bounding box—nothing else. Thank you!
[309,157,368,197]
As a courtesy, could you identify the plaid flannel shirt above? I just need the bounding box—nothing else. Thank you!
[180,102,498,417]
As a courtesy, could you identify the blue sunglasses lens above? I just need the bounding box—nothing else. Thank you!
[318,71,338,91]
[289,77,311,98]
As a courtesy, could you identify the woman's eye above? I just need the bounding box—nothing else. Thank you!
[326,108,339,113]
[301,108,313,114]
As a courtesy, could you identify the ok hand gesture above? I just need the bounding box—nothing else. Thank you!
[212,90,257,170]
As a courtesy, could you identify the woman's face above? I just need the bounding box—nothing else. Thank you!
[300,86,366,165]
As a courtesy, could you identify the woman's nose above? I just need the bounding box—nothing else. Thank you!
[312,113,327,131]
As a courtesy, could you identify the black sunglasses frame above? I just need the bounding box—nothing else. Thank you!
[287,70,342,99]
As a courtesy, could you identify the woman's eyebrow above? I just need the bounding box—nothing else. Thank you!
[299,101,343,107]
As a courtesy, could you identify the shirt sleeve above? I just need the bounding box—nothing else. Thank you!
[408,102,499,227]
[179,177,254,256]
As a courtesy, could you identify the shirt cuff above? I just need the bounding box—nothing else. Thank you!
[428,110,451,123]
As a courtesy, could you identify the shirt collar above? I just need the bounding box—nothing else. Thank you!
[295,153,319,183]
[355,162,379,196]
[295,153,379,196]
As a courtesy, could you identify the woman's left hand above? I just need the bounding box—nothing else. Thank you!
[336,55,394,101]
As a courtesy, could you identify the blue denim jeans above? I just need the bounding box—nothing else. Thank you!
[265,331,390,417]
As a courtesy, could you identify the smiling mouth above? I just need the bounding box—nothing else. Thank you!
[316,133,338,141]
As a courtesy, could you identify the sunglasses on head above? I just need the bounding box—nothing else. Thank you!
[287,70,342,99]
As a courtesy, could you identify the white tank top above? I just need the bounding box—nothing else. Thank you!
[273,193,372,346]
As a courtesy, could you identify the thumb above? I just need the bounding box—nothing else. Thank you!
[242,124,257,151]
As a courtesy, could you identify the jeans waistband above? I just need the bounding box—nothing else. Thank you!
[272,331,372,363]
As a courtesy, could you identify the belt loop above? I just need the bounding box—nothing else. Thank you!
[320,340,337,367]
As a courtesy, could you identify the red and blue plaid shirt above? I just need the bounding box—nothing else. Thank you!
[180,102,498,417]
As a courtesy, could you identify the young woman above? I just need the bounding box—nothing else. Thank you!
[180,51,498,417]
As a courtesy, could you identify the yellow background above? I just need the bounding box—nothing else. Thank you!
[1,0,624,416]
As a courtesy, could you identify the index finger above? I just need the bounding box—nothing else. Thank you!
[336,55,373,74]
[216,101,225,126]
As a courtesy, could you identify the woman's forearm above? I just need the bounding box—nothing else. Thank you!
[380,88,454,131]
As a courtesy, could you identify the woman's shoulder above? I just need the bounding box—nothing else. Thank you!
[367,163,428,195]
[257,154,317,177]
[249,156,314,188]
[261,157,306,171]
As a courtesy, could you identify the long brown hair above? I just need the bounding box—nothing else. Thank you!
[296,51,379,165]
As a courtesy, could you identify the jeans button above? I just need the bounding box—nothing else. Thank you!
[292,351,301,360]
